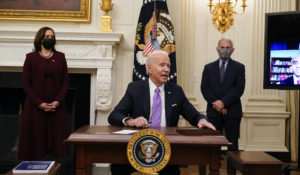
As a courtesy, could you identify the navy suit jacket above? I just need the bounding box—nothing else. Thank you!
[201,59,245,118]
[108,80,206,126]
[281,76,294,85]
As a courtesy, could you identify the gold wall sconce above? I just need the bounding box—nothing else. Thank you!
[208,0,247,33]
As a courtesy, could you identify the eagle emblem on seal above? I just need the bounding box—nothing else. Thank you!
[140,139,160,163]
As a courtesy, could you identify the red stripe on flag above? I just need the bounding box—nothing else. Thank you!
[144,40,156,56]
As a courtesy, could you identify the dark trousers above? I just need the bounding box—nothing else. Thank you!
[208,117,241,175]
[208,117,241,151]
[111,164,180,175]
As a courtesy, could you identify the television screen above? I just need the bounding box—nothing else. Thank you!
[264,11,300,89]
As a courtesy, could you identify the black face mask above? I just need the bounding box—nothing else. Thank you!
[42,38,55,50]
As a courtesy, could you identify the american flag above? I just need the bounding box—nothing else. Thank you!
[133,0,176,83]
[144,39,157,56]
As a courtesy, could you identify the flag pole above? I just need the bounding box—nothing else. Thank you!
[152,0,157,40]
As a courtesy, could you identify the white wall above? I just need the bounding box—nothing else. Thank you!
[0,0,142,122]
[0,0,293,151]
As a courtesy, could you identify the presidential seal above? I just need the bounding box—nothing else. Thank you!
[127,129,171,174]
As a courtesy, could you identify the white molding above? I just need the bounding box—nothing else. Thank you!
[238,0,292,153]
[0,31,123,125]
[242,114,289,152]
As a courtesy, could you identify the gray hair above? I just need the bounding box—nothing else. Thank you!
[218,38,234,48]
[146,50,169,66]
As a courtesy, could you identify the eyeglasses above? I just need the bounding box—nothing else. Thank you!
[292,61,299,65]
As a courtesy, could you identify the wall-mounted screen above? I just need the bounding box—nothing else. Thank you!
[264,11,300,89]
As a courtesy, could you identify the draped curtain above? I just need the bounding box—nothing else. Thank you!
[287,90,300,162]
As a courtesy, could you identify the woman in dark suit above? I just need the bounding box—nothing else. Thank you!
[18,27,70,160]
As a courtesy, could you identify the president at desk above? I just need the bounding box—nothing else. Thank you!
[108,50,216,175]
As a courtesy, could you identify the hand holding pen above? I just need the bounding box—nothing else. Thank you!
[125,116,150,128]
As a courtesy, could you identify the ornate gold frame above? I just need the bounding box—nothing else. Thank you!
[0,0,91,23]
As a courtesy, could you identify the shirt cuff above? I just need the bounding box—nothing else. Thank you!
[122,117,131,126]
[199,118,207,122]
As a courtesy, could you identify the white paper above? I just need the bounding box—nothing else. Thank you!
[113,130,138,134]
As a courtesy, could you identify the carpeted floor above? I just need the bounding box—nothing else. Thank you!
[3,160,300,175]
[179,160,300,175]
[179,160,242,175]
[131,160,300,175]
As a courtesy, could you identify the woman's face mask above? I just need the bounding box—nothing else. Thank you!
[42,38,55,50]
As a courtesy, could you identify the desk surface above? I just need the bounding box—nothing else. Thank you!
[65,125,230,146]
[65,125,231,175]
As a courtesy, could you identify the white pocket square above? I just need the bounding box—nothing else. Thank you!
[172,103,177,107]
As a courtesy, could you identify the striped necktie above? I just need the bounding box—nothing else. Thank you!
[150,87,161,127]
[220,61,226,83]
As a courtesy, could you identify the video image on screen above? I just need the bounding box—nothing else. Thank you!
[270,48,300,85]
[264,11,300,89]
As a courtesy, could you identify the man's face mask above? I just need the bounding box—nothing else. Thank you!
[218,48,233,59]
[42,38,55,50]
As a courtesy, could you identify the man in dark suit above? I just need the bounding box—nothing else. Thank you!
[281,54,300,85]
[108,50,215,175]
[200,38,245,151]
[282,75,294,85]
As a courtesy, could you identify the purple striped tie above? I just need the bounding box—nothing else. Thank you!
[220,60,225,83]
[151,88,161,127]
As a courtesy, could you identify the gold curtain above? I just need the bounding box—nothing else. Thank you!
[287,90,300,162]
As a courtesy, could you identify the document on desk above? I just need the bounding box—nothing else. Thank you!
[113,130,139,134]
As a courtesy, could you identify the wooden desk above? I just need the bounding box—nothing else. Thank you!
[227,151,284,175]
[65,125,231,175]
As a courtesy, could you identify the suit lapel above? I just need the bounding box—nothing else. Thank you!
[213,60,221,83]
[143,80,150,120]
[164,83,172,126]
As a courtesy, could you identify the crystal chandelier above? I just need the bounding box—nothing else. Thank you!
[208,0,247,33]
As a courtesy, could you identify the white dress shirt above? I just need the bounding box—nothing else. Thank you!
[122,79,166,126]
[219,58,229,70]
[293,74,300,84]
